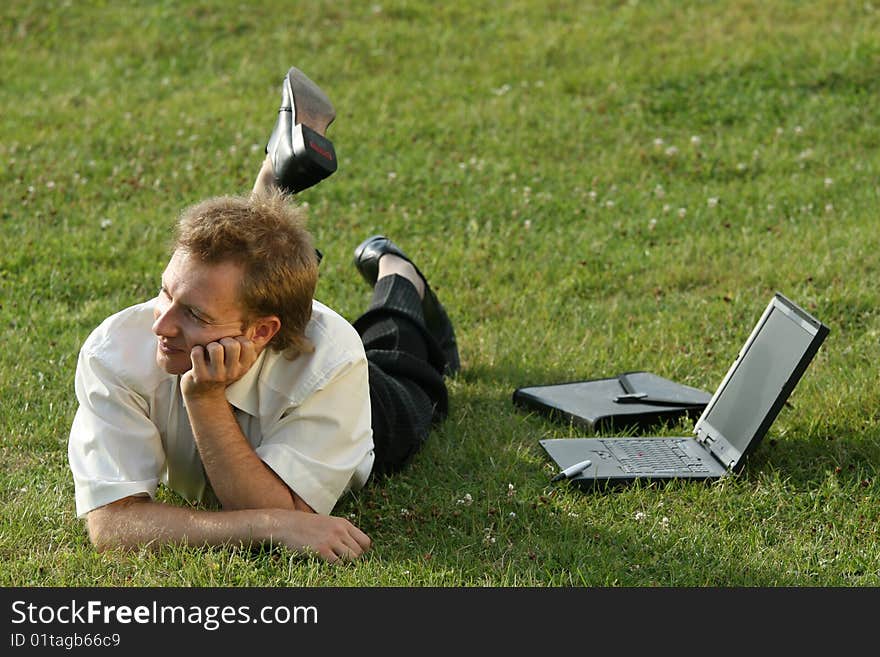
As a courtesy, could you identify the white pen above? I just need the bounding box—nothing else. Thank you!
[550,458,593,482]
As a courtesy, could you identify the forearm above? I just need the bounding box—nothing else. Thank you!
[184,394,296,510]
[86,497,371,562]
[87,498,274,552]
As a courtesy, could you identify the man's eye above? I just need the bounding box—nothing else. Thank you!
[188,309,207,324]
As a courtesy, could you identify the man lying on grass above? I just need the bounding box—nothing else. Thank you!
[67,74,459,563]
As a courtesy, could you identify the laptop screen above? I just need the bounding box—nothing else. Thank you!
[695,294,828,467]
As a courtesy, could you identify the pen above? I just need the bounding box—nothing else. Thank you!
[614,392,648,403]
[550,458,593,482]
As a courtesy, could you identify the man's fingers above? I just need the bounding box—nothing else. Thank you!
[320,525,371,564]
[282,512,371,564]
[350,525,372,552]
[219,337,241,371]
[190,345,206,369]
[326,544,359,564]
[182,337,257,398]
[235,335,257,369]
[204,342,226,375]
[339,535,368,560]
[332,523,371,562]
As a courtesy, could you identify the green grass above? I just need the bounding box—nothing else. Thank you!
[2,0,880,586]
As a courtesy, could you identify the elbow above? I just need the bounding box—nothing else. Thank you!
[86,509,113,552]
[86,513,110,552]
[85,496,144,552]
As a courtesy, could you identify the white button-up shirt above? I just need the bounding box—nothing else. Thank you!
[68,298,374,517]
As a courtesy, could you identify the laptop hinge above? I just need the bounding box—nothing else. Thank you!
[695,424,741,470]
[695,428,712,447]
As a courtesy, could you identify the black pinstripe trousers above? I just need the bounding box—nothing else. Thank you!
[352,274,449,477]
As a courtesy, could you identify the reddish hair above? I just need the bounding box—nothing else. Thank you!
[173,189,318,357]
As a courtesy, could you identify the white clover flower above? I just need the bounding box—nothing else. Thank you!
[707,197,719,208]
[665,146,679,157]
[654,184,665,198]
[794,125,804,135]
[825,203,834,213]
[824,177,833,187]
[457,493,473,506]
[634,511,646,521]
[507,483,515,497]
[660,516,670,529]
[46,181,56,189]
[690,135,701,146]
[605,199,615,208]
[100,218,112,229]
[509,512,517,519]
[388,171,397,180]
[653,137,664,148]
[589,190,598,201]
[648,218,657,230]
[523,219,532,230]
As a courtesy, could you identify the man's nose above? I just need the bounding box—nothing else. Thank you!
[152,304,178,337]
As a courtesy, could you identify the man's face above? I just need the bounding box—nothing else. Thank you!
[152,250,251,375]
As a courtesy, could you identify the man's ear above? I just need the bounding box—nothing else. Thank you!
[248,315,281,348]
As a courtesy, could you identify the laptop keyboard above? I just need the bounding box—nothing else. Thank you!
[602,439,712,474]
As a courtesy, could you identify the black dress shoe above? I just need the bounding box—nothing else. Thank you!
[266,67,338,194]
[354,235,461,375]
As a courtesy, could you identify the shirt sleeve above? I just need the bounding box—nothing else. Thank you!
[255,355,374,516]
[68,346,166,518]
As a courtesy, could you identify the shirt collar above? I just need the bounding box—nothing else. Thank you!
[224,349,267,416]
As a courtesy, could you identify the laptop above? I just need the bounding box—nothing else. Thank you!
[539,292,829,488]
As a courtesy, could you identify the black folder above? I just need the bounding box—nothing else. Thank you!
[513,371,712,433]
